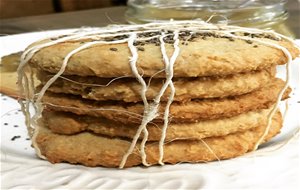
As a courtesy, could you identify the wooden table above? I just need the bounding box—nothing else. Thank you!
[0,4,299,38]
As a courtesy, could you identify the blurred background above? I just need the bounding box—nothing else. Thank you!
[0,0,299,38]
[0,0,126,19]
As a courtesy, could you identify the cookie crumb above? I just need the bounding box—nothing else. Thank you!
[11,135,21,141]
[109,48,118,51]
[137,47,145,51]
[253,45,258,48]
[246,40,253,44]
[228,37,234,42]
[243,32,250,36]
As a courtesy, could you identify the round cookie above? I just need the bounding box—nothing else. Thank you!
[28,28,299,78]
[36,110,282,168]
[42,79,290,124]
[38,67,275,102]
[19,21,298,169]
[43,108,272,141]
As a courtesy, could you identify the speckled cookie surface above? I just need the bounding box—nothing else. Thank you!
[42,79,290,124]
[43,108,273,141]
[28,32,299,78]
[18,21,298,169]
[36,111,282,168]
[38,67,275,102]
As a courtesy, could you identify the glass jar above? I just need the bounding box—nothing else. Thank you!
[125,0,294,37]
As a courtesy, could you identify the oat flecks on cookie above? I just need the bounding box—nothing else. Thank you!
[42,79,290,124]
[28,24,298,78]
[43,108,272,141]
[38,66,276,102]
[36,111,282,168]
[17,20,300,168]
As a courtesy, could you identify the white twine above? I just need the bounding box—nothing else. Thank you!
[17,20,299,168]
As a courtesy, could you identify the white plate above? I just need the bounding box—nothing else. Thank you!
[1,30,299,189]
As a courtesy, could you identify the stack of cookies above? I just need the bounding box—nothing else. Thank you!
[19,21,299,168]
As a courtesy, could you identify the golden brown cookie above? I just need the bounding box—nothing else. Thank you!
[28,32,299,78]
[43,108,273,141]
[38,67,275,102]
[19,22,298,169]
[0,52,40,98]
[42,78,290,124]
[36,110,282,168]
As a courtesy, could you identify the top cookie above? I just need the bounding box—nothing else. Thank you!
[27,21,299,78]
